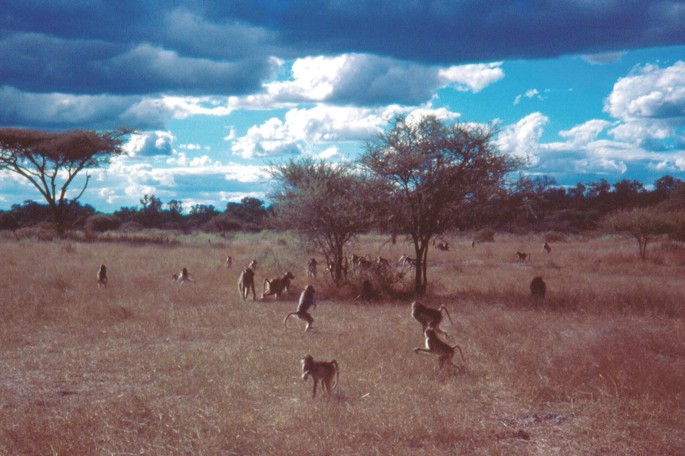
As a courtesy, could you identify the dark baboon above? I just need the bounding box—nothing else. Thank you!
[307,258,318,278]
[543,242,551,254]
[530,276,546,299]
[515,251,529,262]
[301,354,339,398]
[238,267,256,300]
[411,301,454,338]
[284,285,317,331]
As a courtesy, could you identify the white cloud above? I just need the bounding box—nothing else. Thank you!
[496,112,549,165]
[513,88,544,105]
[438,62,505,93]
[558,119,612,147]
[124,131,175,157]
[581,52,625,65]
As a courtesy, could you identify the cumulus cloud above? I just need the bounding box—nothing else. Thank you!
[513,89,545,105]
[496,112,549,165]
[124,131,175,157]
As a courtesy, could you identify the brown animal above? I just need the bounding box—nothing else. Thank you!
[515,251,529,262]
[174,267,195,285]
[307,258,318,278]
[284,285,317,331]
[355,279,378,302]
[225,255,233,268]
[262,271,295,299]
[414,328,466,371]
[436,241,450,251]
[301,354,339,398]
[543,242,551,253]
[97,264,107,288]
[411,301,454,338]
[238,267,256,300]
[530,276,546,299]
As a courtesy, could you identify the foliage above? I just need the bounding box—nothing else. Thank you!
[360,114,518,295]
[84,214,122,233]
[0,128,131,235]
[601,207,685,259]
[269,157,376,285]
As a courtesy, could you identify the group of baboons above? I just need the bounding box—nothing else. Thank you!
[95,239,552,398]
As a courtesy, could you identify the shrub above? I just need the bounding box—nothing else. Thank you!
[85,214,122,233]
[474,228,495,243]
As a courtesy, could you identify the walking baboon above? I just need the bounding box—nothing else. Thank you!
[411,301,454,337]
[97,264,108,288]
[414,328,466,371]
[238,267,256,300]
[530,276,546,299]
[284,285,316,331]
[301,354,339,398]
[262,271,295,299]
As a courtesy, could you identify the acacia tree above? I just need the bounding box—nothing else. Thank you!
[269,157,376,286]
[602,207,685,260]
[360,114,518,296]
[0,128,131,235]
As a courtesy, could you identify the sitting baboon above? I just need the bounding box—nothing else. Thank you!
[411,301,454,338]
[284,285,317,331]
[225,255,233,268]
[238,267,256,300]
[355,279,378,302]
[262,271,295,299]
[97,264,108,288]
[530,276,546,299]
[414,328,466,371]
[543,242,551,253]
[301,354,339,398]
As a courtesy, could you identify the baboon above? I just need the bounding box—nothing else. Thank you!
[307,258,318,278]
[175,267,195,285]
[398,254,417,267]
[543,242,551,254]
[225,255,233,268]
[301,354,339,398]
[97,264,108,288]
[471,240,475,248]
[515,251,529,262]
[238,267,256,300]
[284,285,316,331]
[262,271,295,299]
[411,301,454,338]
[530,276,546,299]
[436,241,450,251]
[355,279,378,302]
[414,328,466,371]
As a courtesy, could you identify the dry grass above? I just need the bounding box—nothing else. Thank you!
[1,232,684,455]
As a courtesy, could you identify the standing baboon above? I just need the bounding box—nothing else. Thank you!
[530,276,546,299]
[238,267,256,300]
[411,301,454,337]
[284,285,317,331]
[301,354,339,398]
[307,258,318,278]
[414,328,466,371]
[97,264,108,288]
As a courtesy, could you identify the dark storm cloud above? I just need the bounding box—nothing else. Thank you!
[2,0,684,97]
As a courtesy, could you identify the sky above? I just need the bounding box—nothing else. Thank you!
[1,0,685,212]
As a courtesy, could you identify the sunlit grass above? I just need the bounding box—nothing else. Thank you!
[1,231,684,454]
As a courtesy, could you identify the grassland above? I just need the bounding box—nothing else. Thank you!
[1,231,684,455]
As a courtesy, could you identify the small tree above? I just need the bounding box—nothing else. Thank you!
[360,114,517,296]
[0,128,131,235]
[602,207,685,259]
[269,158,376,286]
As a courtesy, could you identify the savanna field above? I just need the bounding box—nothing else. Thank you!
[1,231,684,455]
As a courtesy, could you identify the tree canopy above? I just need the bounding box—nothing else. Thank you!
[360,114,518,295]
[0,127,131,234]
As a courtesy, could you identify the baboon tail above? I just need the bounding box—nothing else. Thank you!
[440,305,455,326]
[332,360,339,390]
[452,344,466,364]
[283,312,296,327]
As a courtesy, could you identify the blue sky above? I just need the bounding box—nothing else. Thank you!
[1,1,685,212]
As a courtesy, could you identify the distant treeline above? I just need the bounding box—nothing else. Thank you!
[1,175,684,235]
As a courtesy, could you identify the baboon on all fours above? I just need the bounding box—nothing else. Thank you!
[530,276,546,299]
[301,354,339,398]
